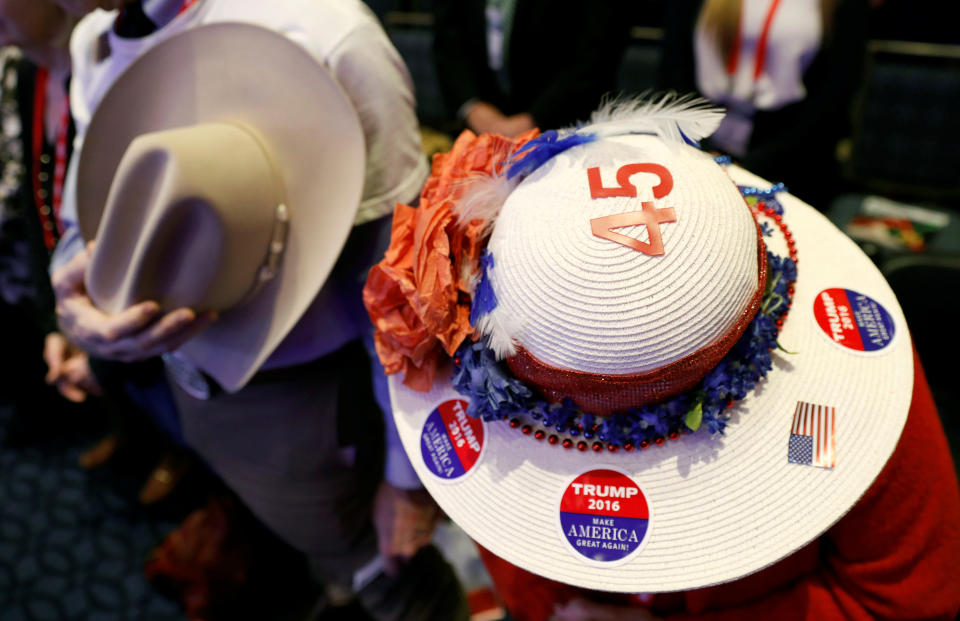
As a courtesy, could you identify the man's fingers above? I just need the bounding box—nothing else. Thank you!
[51,242,166,349]
[62,355,103,397]
[372,482,441,577]
[132,310,216,359]
[55,377,88,403]
[140,308,197,341]
[87,301,162,343]
[97,311,192,360]
[377,521,419,576]
[95,309,215,362]
[58,386,88,403]
[160,311,217,350]
[75,369,103,397]
[43,333,69,382]
[57,296,158,349]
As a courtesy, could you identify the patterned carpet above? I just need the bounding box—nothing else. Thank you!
[0,401,189,620]
[0,398,490,621]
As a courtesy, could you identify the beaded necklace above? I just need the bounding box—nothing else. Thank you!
[30,68,70,252]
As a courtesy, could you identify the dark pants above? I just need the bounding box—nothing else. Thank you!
[0,301,52,411]
[88,356,185,449]
[169,341,468,621]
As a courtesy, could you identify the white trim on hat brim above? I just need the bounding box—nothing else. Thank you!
[77,23,364,392]
[389,166,912,593]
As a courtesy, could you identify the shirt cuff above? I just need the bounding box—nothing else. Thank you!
[385,439,423,489]
[49,224,85,274]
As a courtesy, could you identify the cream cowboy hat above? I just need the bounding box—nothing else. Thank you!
[77,22,365,393]
[368,98,912,592]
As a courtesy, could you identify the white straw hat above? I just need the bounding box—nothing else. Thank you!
[77,23,364,392]
[369,98,912,592]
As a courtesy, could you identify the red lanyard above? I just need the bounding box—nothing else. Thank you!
[726,0,783,81]
[177,0,199,15]
[31,68,70,251]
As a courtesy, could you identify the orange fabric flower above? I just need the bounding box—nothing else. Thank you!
[364,129,538,391]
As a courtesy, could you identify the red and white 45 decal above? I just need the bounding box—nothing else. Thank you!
[588,163,676,256]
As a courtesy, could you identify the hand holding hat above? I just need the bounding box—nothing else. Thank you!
[52,241,216,363]
[373,482,443,575]
[68,23,364,391]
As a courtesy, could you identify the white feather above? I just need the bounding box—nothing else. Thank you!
[582,92,724,145]
[454,173,518,235]
[474,305,522,359]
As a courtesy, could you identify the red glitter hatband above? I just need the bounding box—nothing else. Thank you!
[505,223,769,416]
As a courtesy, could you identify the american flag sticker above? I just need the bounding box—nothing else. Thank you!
[788,401,836,469]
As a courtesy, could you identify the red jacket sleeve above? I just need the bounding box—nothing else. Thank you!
[676,347,960,620]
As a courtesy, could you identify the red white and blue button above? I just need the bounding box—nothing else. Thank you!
[558,468,651,564]
[420,399,485,481]
[813,288,895,353]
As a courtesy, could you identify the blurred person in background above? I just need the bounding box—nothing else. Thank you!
[0,0,191,505]
[659,0,869,207]
[433,0,632,137]
[1,0,85,420]
[47,0,468,618]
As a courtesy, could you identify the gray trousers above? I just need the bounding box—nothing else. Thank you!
[169,342,468,621]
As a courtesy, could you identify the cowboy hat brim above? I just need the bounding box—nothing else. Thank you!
[77,22,365,392]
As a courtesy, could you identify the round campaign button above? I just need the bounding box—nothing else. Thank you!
[813,288,896,353]
[420,399,486,482]
[557,468,650,565]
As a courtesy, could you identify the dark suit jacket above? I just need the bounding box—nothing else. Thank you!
[0,57,74,404]
[433,0,631,130]
[6,58,75,336]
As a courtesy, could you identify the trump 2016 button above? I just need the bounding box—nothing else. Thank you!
[420,399,485,482]
[813,288,895,353]
[558,468,650,564]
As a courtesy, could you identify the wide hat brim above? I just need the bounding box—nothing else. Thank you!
[389,166,912,592]
[77,22,364,392]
